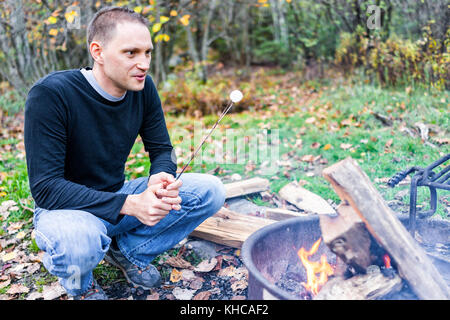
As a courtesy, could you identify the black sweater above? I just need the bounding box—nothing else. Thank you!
[24,69,176,224]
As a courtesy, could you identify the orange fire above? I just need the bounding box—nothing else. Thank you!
[383,254,391,269]
[297,238,334,296]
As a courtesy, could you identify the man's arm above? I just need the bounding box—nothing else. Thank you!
[24,84,127,224]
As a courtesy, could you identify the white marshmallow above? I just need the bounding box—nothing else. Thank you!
[229,90,243,103]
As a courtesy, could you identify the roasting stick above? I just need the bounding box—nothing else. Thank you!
[175,90,243,181]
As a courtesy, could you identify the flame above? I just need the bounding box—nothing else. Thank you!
[297,238,334,296]
[383,254,391,269]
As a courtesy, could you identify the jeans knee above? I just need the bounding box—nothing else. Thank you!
[35,212,110,277]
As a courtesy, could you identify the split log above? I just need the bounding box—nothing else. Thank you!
[319,204,374,273]
[322,157,450,300]
[314,266,403,300]
[263,207,308,221]
[224,177,270,199]
[278,182,336,215]
[191,207,277,248]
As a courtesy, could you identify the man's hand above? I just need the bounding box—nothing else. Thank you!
[148,172,182,211]
[121,183,177,226]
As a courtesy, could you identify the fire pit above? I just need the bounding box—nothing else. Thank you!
[242,215,450,300]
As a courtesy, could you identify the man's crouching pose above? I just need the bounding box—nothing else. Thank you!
[24,7,225,300]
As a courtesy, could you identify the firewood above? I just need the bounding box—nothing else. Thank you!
[191,207,277,248]
[278,181,336,215]
[322,157,450,300]
[263,207,308,221]
[224,177,270,199]
[319,204,374,273]
[314,266,403,300]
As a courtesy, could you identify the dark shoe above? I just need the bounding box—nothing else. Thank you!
[72,279,108,300]
[104,246,161,289]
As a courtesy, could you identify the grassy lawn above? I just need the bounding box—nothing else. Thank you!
[0,68,449,297]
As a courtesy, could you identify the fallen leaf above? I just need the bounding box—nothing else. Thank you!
[172,287,195,300]
[41,282,65,300]
[181,269,196,282]
[0,279,11,289]
[193,291,211,300]
[340,143,352,150]
[300,154,315,162]
[2,251,17,262]
[231,279,248,292]
[164,256,193,270]
[16,231,26,239]
[305,117,316,124]
[217,265,236,277]
[323,143,332,150]
[194,258,217,273]
[170,268,182,283]
[188,278,203,290]
[385,138,393,148]
[26,291,43,300]
[146,292,160,300]
[7,283,29,295]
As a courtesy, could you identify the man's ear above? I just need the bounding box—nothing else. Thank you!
[90,41,104,64]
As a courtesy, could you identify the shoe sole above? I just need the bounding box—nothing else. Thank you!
[104,253,160,290]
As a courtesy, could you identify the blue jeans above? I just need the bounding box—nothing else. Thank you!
[33,173,225,296]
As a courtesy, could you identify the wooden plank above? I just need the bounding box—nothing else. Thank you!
[278,182,336,215]
[224,177,270,199]
[319,204,374,273]
[191,207,277,248]
[322,157,450,300]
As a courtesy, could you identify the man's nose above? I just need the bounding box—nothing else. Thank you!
[137,55,150,71]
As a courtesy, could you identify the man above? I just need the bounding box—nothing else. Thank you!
[24,7,225,300]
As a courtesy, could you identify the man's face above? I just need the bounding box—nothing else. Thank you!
[100,22,153,93]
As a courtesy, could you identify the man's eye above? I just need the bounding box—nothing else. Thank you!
[126,51,134,56]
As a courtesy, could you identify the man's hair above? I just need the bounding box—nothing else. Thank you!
[86,6,149,49]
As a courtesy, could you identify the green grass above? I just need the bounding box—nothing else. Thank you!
[0,73,449,222]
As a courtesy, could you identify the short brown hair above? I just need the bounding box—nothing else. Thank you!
[86,6,149,49]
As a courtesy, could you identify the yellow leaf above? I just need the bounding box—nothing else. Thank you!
[47,16,58,24]
[170,10,178,17]
[179,14,190,26]
[152,22,162,33]
[163,34,170,42]
[48,28,59,36]
[160,16,169,24]
[133,6,142,13]
[64,10,77,24]
[0,191,6,197]
[323,144,332,150]
[170,268,182,283]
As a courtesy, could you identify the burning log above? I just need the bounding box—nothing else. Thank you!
[322,157,450,300]
[314,265,403,300]
[319,204,374,273]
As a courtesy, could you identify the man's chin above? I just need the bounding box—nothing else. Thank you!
[127,80,146,92]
